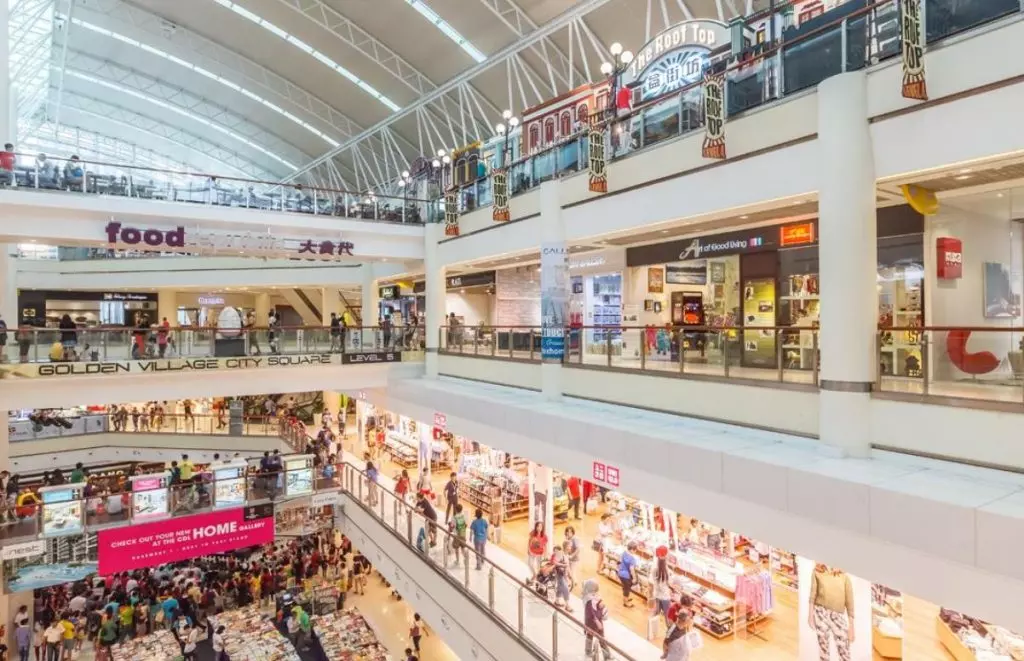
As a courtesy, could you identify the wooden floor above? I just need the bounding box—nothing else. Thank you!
[352,420,957,661]
[348,576,460,661]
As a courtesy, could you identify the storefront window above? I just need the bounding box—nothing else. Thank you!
[642,97,681,147]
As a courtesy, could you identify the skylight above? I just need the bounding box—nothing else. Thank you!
[402,0,487,63]
[61,15,340,148]
[59,69,299,170]
[211,0,402,112]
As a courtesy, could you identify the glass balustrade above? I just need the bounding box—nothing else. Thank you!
[439,0,1021,219]
[0,153,438,225]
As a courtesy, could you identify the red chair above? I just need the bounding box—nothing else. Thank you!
[946,330,1001,376]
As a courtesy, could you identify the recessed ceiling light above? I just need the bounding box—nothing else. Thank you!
[791,200,802,205]
[660,230,669,234]
[460,289,466,294]
[997,192,1005,198]
[739,215,749,220]
[959,168,972,174]
[514,257,521,261]
[955,175,972,181]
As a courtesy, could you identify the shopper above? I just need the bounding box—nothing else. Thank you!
[595,513,613,572]
[470,508,488,570]
[563,526,580,590]
[652,550,673,630]
[550,546,572,612]
[395,469,411,503]
[618,541,638,608]
[527,521,548,579]
[566,475,582,520]
[212,625,227,661]
[42,621,61,661]
[663,611,694,661]
[449,503,468,568]
[443,473,458,525]
[365,461,379,508]
[182,623,199,661]
[582,579,612,661]
[14,621,30,661]
[409,613,424,654]
[416,493,438,547]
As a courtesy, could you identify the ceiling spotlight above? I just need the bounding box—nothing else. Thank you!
[609,42,623,56]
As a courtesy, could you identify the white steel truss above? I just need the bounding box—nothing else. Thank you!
[9,0,56,127]
[61,50,310,174]
[55,91,281,181]
[287,0,615,182]
[76,0,367,145]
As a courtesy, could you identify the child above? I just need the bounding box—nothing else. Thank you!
[410,614,424,654]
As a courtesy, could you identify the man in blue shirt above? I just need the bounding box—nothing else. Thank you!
[469,508,489,570]
[617,542,638,608]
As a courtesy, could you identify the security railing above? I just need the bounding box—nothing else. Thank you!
[2,324,424,364]
[442,0,1023,218]
[439,324,820,386]
[0,152,439,225]
[875,326,1024,405]
[0,457,635,661]
[9,412,281,441]
[440,324,1024,406]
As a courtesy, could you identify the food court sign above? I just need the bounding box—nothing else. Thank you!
[619,20,730,103]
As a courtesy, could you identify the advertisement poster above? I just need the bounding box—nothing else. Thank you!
[647,267,664,293]
[213,466,247,509]
[742,277,777,368]
[796,556,872,661]
[97,505,274,574]
[666,262,707,285]
[540,242,569,361]
[41,487,84,537]
[131,477,169,520]
[4,535,96,593]
[285,457,314,497]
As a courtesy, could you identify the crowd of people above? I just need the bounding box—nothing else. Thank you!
[18,530,419,661]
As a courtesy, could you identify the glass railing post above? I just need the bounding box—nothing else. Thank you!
[488,568,495,610]
[679,336,686,374]
[33,165,39,189]
[840,17,849,73]
[406,510,413,544]
[921,333,930,395]
[640,333,646,371]
[82,169,88,194]
[313,190,319,215]
[606,333,612,368]
[724,336,731,379]
[776,330,784,382]
[552,611,559,661]
[463,558,470,588]
[517,587,525,635]
[812,331,819,386]
[374,200,379,220]
[529,330,535,361]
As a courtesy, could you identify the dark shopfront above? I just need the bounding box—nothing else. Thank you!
[378,282,425,325]
[625,206,924,371]
[18,290,158,328]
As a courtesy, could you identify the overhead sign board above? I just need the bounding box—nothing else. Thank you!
[619,20,730,103]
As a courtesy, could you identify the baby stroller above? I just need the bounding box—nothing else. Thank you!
[529,562,556,600]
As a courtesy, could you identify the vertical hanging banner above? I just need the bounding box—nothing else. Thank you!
[443,189,459,237]
[540,242,569,361]
[492,170,510,222]
[588,127,608,193]
[701,73,726,160]
[900,0,927,100]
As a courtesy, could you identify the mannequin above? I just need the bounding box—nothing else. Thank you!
[807,564,854,661]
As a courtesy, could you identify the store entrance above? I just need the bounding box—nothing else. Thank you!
[346,402,1021,661]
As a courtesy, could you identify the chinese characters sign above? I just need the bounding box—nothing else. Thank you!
[444,189,460,237]
[900,0,927,100]
[296,239,354,259]
[592,461,620,488]
[701,72,726,160]
[588,128,608,194]
[618,20,729,104]
[492,169,510,222]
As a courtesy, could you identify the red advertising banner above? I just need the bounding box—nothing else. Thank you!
[97,506,274,574]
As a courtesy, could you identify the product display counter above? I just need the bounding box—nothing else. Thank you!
[314,609,392,661]
[938,608,1024,661]
[871,585,903,659]
[214,605,301,661]
[458,453,529,521]
[382,430,450,471]
[112,629,182,661]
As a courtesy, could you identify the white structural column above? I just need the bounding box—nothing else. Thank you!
[254,292,271,324]
[157,289,177,325]
[424,223,445,378]
[817,71,878,458]
[0,0,10,143]
[0,247,16,330]
[539,180,566,401]
[361,266,380,329]
[527,461,554,555]
[321,287,344,323]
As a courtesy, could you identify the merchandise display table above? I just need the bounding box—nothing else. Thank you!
[112,629,182,661]
[314,609,392,660]
[938,609,1024,661]
[458,461,528,521]
[214,605,301,661]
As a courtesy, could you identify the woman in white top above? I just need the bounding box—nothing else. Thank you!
[595,514,613,573]
[182,624,200,661]
[652,555,673,628]
[212,625,227,661]
[663,611,693,661]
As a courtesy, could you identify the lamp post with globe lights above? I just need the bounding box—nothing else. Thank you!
[601,42,634,120]
[397,170,412,221]
[494,109,519,168]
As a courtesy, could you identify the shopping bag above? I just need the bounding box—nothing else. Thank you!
[686,630,704,650]
[646,615,660,640]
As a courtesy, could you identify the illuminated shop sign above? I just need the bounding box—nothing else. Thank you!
[626,221,819,266]
[445,270,496,290]
[619,20,730,103]
[936,237,963,279]
[104,222,355,258]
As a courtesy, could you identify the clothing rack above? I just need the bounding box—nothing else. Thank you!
[734,569,772,641]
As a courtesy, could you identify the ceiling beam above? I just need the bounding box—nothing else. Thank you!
[285,0,614,181]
